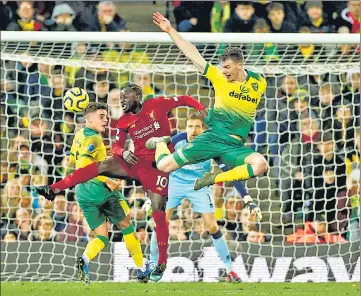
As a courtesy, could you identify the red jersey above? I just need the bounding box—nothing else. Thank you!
[112,96,205,161]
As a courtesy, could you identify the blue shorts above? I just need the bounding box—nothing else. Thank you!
[167,184,214,214]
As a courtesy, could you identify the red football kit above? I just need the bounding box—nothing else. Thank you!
[112,96,205,196]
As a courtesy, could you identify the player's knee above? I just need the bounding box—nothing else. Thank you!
[253,157,268,176]
[207,223,219,235]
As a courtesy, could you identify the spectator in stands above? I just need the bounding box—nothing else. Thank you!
[318,83,342,128]
[1,178,22,220]
[286,214,347,244]
[266,2,297,33]
[343,71,361,121]
[251,18,279,63]
[6,1,45,31]
[266,75,309,165]
[297,27,325,63]
[247,230,266,244]
[14,208,32,241]
[312,132,347,226]
[132,72,162,101]
[333,103,356,151]
[107,88,122,137]
[89,74,110,103]
[173,1,213,32]
[301,1,334,33]
[337,0,360,33]
[57,203,86,242]
[280,112,321,222]
[29,119,52,157]
[102,29,150,88]
[210,1,231,33]
[17,143,47,177]
[32,214,57,241]
[290,96,318,129]
[64,43,89,87]
[38,194,54,217]
[15,57,40,107]
[223,1,257,33]
[83,1,127,32]
[47,3,76,31]
[346,128,360,178]
[41,66,67,120]
[53,194,67,232]
[168,219,187,241]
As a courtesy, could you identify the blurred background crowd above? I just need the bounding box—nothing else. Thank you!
[0,1,360,246]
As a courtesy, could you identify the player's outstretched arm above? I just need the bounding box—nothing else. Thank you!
[153,12,207,73]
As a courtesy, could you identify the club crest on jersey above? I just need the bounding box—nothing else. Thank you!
[87,144,95,152]
[252,83,258,91]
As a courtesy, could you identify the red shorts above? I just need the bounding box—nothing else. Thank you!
[115,156,169,197]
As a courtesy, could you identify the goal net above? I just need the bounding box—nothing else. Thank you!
[1,32,360,283]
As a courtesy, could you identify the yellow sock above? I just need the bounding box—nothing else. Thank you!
[83,235,108,261]
[215,164,254,183]
[155,142,171,164]
[122,224,144,268]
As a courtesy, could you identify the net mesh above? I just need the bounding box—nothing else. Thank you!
[1,40,360,282]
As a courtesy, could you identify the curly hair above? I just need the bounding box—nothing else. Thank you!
[220,47,244,64]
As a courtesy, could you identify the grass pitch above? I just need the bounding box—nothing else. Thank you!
[1,282,359,296]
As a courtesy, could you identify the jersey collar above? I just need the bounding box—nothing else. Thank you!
[84,126,99,136]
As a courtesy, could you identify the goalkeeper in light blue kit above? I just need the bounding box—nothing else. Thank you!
[148,113,255,282]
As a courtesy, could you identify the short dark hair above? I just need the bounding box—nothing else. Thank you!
[187,113,205,127]
[267,2,284,13]
[220,47,244,64]
[254,18,270,31]
[305,1,323,10]
[83,102,108,115]
[123,84,143,100]
[237,1,253,7]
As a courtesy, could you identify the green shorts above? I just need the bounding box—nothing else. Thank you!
[76,180,130,230]
[173,129,255,169]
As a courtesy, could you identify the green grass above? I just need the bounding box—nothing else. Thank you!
[1,282,359,296]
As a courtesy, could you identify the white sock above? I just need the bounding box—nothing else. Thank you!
[82,254,89,265]
[140,261,147,272]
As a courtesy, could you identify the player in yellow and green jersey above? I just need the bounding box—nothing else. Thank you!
[147,12,268,222]
[32,102,152,284]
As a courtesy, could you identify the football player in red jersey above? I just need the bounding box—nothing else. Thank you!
[32,84,207,281]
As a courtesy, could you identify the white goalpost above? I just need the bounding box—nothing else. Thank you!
[0,31,359,283]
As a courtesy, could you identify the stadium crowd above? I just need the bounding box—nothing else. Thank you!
[0,1,360,246]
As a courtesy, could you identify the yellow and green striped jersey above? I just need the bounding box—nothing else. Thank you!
[70,127,107,183]
[203,63,267,140]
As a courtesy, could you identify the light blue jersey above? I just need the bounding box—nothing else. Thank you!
[167,133,214,213]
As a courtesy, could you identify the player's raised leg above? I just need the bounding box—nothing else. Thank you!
[194,152,268,189]
[31,156,130,200]
[145,136,180,173]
